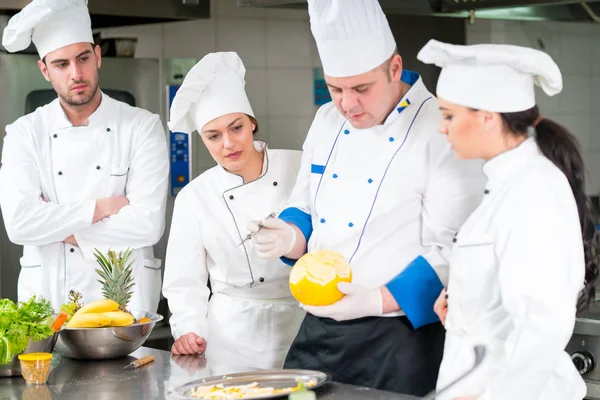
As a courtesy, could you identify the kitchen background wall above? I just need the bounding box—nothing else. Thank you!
[97,0,600,195]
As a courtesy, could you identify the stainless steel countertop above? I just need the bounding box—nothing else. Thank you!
[0,347,419,399]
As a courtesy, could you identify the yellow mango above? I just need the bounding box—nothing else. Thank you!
[103,311,134,327]
[66,313,112,328]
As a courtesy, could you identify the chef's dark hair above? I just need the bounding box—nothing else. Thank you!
[247,115,259,135]
[500,105,599,315]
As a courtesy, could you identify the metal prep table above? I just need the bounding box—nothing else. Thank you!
[0,347,419,400]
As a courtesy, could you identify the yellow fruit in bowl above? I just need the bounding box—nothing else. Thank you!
[103,311,135,327]
[66,313,112,328]
[289,250,352,306]
[74,299,119,316]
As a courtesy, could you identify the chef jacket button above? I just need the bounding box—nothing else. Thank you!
[368,178,373,184]
[58,171,63,176]
[106,128,111,132]
[389,137,395,142]
[320,218,326,223]
[273,181,278,186]
[484,189,490,194]
[53,134,58,138]
[229,195,234,200]
[333,174,338,179]
[348,222,354,227]
[452,238,457,243]
[70,248,75,253]
[96,165,101,170]
[344,129,350,135]
[259,277,265,283]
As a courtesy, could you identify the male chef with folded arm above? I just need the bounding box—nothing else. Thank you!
[0,0,169,312]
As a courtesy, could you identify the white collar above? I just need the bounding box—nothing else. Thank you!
[482,136,539,185]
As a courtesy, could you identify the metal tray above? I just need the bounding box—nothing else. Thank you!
[169,369,331,399]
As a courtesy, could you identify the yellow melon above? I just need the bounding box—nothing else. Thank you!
[289,250,352,306]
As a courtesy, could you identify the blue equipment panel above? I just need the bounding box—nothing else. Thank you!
[168,85,190,196]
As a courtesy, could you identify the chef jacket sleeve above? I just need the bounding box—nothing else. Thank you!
[74,114,169,261]
[162,189,210,340]
[386,133,486,329]
[0,122,96,246]
[479,181,583,400]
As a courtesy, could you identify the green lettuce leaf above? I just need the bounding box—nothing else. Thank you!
[0,296,55,365]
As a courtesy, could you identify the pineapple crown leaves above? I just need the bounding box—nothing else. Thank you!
[93,248,136,308]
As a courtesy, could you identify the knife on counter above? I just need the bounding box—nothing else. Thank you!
[123,355,155,370]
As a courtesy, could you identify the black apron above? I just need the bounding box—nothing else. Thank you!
[284,313,445,397]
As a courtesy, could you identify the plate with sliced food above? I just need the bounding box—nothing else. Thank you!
[169,369,330,399]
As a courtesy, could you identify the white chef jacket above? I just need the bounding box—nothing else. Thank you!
[436,137,586,400]
[162,142,306,369]
[0,92,169,312]
[279,70,486,328]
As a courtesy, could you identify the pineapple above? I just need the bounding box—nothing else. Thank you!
[93,248,135,313]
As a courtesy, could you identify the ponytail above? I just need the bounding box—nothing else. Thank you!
[535,117,598,315]
[500,106,599,316]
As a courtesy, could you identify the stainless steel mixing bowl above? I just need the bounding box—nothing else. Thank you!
[54,310,163,360]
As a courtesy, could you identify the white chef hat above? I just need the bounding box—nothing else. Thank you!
[417,39,562,113]
[168,52,254,134]
[308,0,397,78]
[2,0,93,60]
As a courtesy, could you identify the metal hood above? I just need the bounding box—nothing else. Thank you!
[0,0,210,28]
[237,0,600,23]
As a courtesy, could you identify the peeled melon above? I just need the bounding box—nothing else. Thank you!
[289,250,352,306]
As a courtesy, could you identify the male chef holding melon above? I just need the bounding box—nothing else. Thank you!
[248,0,486,396]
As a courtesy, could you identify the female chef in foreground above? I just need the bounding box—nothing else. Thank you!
[162,52,305,370]
[418,40,598,400]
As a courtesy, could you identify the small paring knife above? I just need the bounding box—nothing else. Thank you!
[238,211,278,246]
[123,355,155,370]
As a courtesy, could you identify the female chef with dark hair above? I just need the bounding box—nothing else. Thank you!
[162,52,305,371]
[418,40,598,400]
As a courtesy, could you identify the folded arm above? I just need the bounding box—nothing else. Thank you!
[74,115,169,260]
